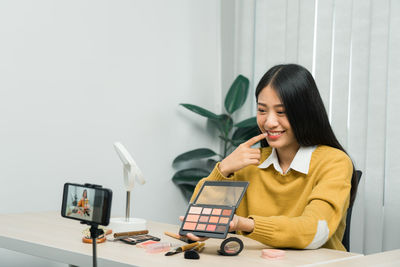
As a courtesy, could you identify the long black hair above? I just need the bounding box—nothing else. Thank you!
[255,64,358,206]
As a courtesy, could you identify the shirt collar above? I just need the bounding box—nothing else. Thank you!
[258,146,317,174]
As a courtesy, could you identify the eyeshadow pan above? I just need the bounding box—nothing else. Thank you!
[183,222,197,230]
[186,214,199,222]
[222,209,232,216]
[212,208,222,215]
[215,225,226,233]
[189,206,203,214]
[199,216,209,223]
[206,224,216,231]
[209,216,219,223]
[196,223,206,231]
[219,217,229,224]
[202,208,212,215]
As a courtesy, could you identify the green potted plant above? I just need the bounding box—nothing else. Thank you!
[172,75,259,201]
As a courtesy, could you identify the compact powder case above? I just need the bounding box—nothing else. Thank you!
[179,181,249,239]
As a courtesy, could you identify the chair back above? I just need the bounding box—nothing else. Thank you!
[342,170,362,251]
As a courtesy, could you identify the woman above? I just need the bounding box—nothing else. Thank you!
[186,64,356,251]
[78,189,90,216]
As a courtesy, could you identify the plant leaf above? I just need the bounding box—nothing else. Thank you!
[206,159,218,171]
[224,75,250,114]
[235,117,257,128]
[178,184,196,202]
[218,135,235,146]
[217,114,233,136]
[231,126,261,146]
[172,168,210,186]
[172,168,210,202]
[180,103,220,120]
[173,148,217,165]
[218,135,231,142]
[208,114,233,136]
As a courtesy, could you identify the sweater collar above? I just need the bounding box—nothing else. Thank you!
[258,146,317,174]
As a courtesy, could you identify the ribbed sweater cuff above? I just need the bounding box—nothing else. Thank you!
[242,215,278,244]
[209,162,233,181]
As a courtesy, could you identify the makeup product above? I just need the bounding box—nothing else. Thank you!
[165,242,199,256]
[193,242,205,252]
[179,181,249,239]
[184,243,205,260]
[82,227,112,243]
[82,236,107,244]
[119,234,160,245]
[113,230,148,238]
[184,250,200,260]
[136,240,159,248]
[163,231,195,243]
[261,249,285,260]
[145,242,172,253]
[217,237,244,256]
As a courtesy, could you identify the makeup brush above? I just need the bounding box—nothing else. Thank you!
[164,231,195,243]
[114,230,148,238]
[184,242,205,260]
[184,250,200,260]
[165,242,199,256]
[193,242,205,252]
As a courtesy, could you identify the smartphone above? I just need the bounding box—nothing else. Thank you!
[61,183,112,226]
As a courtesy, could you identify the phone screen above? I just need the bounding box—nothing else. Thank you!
[61,183,112,225]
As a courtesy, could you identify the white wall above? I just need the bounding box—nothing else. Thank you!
[0,0,222,265]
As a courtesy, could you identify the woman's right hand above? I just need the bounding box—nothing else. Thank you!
[219,133,267,177]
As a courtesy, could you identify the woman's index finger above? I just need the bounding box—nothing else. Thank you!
[244,133,267,147]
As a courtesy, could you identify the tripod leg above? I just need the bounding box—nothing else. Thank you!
[92,237,97,267]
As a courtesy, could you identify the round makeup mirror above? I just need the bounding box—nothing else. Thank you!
[218,237,244,256]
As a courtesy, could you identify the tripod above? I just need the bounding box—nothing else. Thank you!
[85,223,104,267]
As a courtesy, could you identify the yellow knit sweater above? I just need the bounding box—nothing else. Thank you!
[191,145,353,251]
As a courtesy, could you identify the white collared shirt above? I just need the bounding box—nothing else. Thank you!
[258,146,317,175]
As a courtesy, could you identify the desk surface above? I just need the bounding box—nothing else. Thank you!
[0,211,361,267]
[312,249,400,267]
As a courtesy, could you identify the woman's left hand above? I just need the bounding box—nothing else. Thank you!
[178,215,254,240]
[179,216,209,241]
[229,215,255,233]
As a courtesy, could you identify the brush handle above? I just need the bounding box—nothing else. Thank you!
[194,242,205,252]
[164,231,192,243]
[179,242,200,252]
[164,231,181,239]
[114,230,148,238]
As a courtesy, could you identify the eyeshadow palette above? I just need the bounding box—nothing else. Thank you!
[179,181,249,239]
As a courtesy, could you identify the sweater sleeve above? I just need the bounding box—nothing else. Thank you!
[243,154,353,249]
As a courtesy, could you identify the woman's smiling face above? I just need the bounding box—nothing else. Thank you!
[256,85,299,152]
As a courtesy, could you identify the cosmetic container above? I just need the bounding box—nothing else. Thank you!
[261,249,285,259]
[145,242,171,253]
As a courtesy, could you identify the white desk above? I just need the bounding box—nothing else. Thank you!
[310,249,400,267]
[0,212,362,267]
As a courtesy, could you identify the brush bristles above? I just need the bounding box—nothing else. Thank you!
[184,250,200,260]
